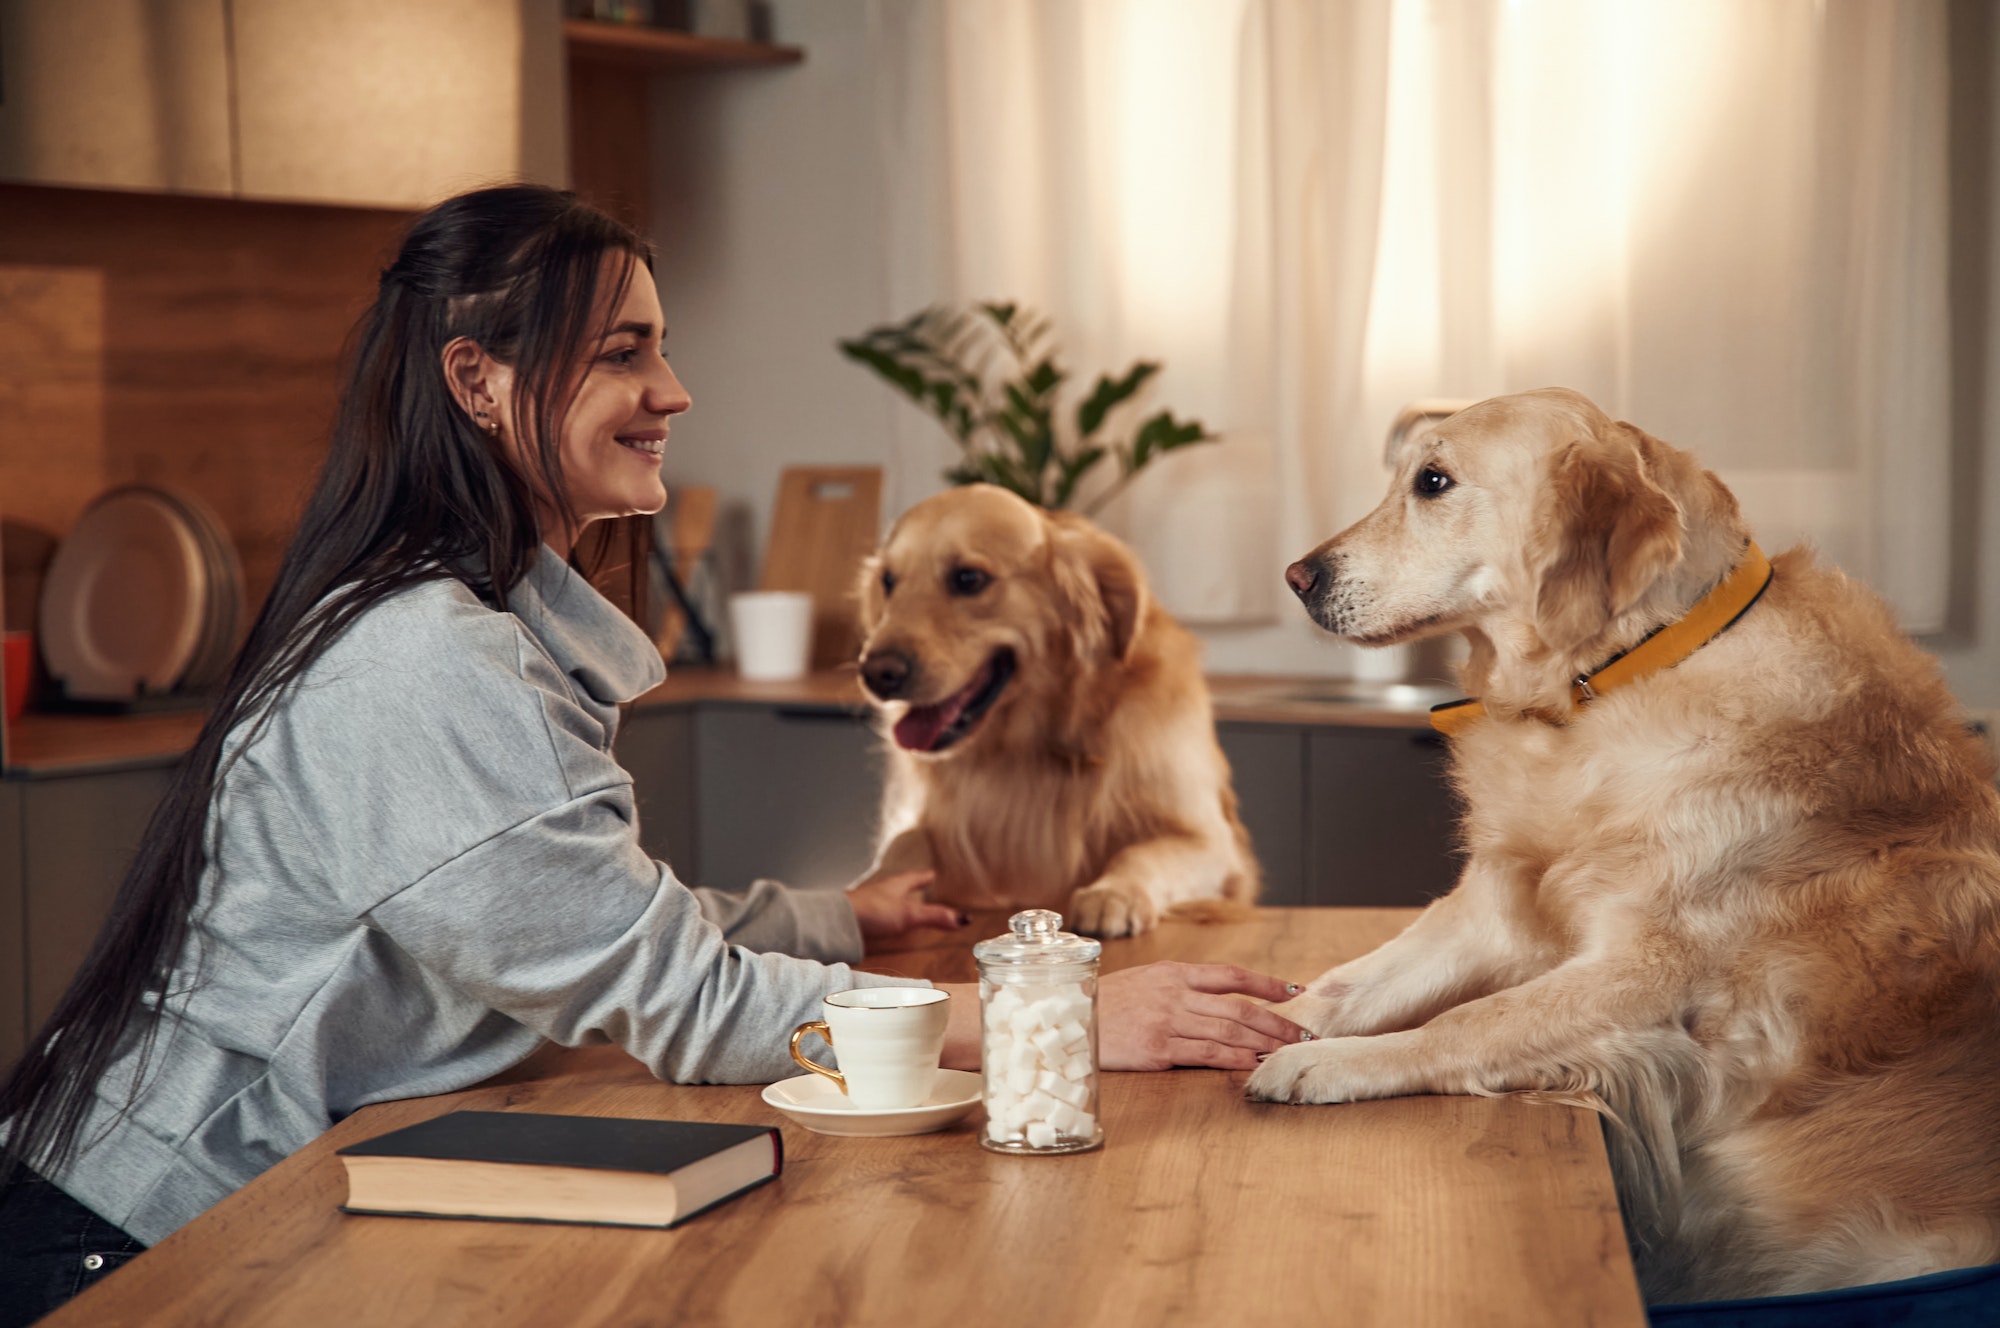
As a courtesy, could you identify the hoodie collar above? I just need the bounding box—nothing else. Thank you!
[506,544,665,719]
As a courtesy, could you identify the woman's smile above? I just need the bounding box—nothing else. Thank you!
[616,429,668,458]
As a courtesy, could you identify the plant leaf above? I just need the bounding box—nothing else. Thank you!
[837,341,931,406]
[1076,361,1159,439]
[1129,410,1212,470]
[1051,445,1107,509]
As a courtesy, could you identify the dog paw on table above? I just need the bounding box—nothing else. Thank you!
[1067,881,1161,937]
[1244,1038,1415,1104]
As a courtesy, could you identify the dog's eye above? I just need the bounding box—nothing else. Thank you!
[1415,466,1455,498]
[880,568,897,597]
[947,566,991,597]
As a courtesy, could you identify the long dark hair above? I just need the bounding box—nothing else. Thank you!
[0,184,652,1177]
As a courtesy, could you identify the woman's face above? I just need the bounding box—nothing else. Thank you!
[541,258,690,546]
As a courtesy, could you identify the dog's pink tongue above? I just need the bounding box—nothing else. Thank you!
[893,702,959,752]
[891,667,988,751]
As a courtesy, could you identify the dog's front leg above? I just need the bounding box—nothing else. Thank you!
[1247,936,1690,1104]
[1069,834,1232,937]
[1280,856,1558,1039]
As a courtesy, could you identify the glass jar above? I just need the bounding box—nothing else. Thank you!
[973,909,1105,1155]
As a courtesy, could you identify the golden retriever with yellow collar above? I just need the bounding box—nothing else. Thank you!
[1247,388,2000,1301]
[853,484,1258,936]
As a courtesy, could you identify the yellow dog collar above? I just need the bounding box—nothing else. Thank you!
[1429,541,1773,739]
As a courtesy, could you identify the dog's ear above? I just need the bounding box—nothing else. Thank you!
[1533,423,1684,653]
[1050,518,1149,661]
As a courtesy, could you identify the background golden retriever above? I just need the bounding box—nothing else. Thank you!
[853,484,1257,936]
[1247,388,2000,1302]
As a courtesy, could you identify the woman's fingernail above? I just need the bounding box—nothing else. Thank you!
[1285,983,1303,995]
[1299,1031,1316,1042]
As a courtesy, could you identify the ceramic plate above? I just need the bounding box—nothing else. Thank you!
[40,487,209,701]
[155,486,244,693]
[760,1069,982,1138]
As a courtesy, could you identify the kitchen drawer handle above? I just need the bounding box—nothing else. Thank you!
[774,707,868,724]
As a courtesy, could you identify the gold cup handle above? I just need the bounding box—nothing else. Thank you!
[788,1021,846,1094]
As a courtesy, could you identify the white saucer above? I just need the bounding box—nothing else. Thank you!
[760,1069,983,1137]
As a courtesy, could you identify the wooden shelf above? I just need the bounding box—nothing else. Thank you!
[562,19,803,71]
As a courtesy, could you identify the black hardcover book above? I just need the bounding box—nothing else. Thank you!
[337,1111,783,1229]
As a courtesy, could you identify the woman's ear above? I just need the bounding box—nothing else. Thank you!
[1533,427,1683,653]
[1051,517,1149,661]
[440,336,510,436]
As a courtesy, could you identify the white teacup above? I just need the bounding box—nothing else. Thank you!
[788,987,950,1110]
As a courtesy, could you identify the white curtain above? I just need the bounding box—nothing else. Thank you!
[868,0,1951,661]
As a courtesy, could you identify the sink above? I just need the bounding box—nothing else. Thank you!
[1225,679,1463,711]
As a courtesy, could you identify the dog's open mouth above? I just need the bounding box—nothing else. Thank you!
[892,650,1017,753]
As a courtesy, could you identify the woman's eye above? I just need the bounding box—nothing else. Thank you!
[947,566,990,596]
[605,346,638,365]
[1415,466,1454,497]
[880,569,897,596]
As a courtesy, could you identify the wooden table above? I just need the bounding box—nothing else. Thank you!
[45,909,1646,1327]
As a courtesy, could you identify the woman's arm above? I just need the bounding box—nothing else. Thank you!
[691,871,967,964]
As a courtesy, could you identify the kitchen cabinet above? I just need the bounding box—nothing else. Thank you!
[1218,723,1310,907]
[1307,727,1465,907]
[0,0,564,208]
[0,764,174,1071]
[684,705,883,894]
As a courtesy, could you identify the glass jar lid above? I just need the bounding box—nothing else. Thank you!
[972,909,1103,966]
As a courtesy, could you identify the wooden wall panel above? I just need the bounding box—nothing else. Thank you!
[567,60,653,234]
[0,182,412,625]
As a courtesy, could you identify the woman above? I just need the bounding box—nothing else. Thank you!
[0,186,1307,1325]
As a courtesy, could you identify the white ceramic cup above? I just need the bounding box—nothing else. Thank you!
[1350,640,1412,684]
[788,987,950,1110]
[730,590,815,681]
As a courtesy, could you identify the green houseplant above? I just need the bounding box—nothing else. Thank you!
[838,302,1212,515]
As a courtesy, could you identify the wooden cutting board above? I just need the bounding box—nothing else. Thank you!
[758,466,882,671]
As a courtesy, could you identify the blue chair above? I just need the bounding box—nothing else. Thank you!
[1649,1262,2000,1326]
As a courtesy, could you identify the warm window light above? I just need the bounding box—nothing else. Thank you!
[1110,0,1243,398]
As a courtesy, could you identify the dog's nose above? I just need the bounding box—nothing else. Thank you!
[860,650,914,700]
[1285,560,1319,600]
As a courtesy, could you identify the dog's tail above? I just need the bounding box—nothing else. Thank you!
[1164,898,1257,926]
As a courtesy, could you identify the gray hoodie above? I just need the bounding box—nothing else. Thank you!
[46,550,918,1244]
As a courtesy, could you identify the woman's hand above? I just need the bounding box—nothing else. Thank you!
[936,963,1310,1073]
[845,869,968,941]
[1096,962,1310,1071]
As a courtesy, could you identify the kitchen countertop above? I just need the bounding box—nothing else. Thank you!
[1,669,1454,778]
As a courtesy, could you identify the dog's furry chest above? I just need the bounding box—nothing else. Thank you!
[1452,721,1645,865]
[916,758,1141,908]
[1448,704,1766,870]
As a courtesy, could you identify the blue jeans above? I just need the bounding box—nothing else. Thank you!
[0,1164,145,1328]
